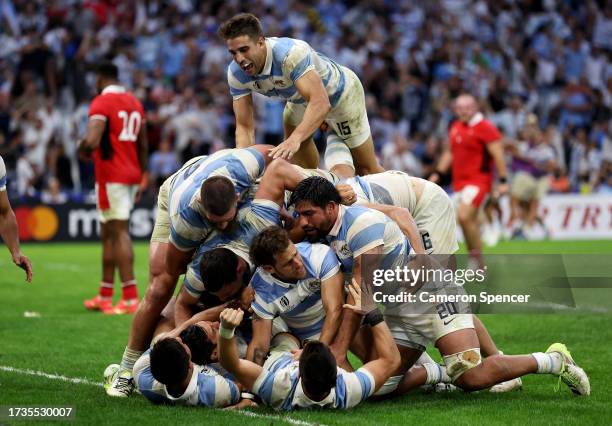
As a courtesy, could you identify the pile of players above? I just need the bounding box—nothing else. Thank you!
[100,13,590,410]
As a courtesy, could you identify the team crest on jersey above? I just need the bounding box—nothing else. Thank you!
[304,279,321,293]
[254,81,261,89]
[331,240,351,259]
[274,79,285,86]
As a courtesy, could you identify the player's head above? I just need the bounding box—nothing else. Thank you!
[218,13,266,76]
[179,322,219,364]
[94,62,119,93]
[250,226,306,281]
[150,338,191,386]
[299,341,337,401]
[289,177,340,242]
[200,248,248,301]
[454,94,478,123]
[200,176,239,232]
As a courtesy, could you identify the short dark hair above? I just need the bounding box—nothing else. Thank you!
[250,226,290,267]
[200,248,239,293]
[289,176,341,209]
[150,338,190,385]
[180,324,215,365]
[95,62,119,80]
[299,341,337,400]
[200,176,236,216]
[218,13,263,41]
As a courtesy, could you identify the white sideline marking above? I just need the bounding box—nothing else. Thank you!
[0,365,102,387]
[0,365,324,426]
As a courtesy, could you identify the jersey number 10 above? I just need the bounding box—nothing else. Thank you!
[117,110,142,142]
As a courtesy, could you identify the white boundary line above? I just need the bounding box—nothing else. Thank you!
[0,365,325,426]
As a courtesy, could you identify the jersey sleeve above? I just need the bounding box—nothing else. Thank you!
[250,272,277,320]
[0,156,6,191]
[227,64,252,101]
[339,368,376,409]
[183,259,205,299]
[310,244,341,282]
[478,120,502,144]
[283,42,316,83]
[88,95,110,122]
[250,199,281,228]
[252,365,294,410]
[197,372,241,408]
[133,351,169,404]
[346,212,386,258]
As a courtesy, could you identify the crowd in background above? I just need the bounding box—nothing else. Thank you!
[0,0,610,203]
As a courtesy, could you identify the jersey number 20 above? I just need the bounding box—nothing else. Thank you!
[117,110,142,142]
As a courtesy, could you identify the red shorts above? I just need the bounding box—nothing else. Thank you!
[452,183,490,208]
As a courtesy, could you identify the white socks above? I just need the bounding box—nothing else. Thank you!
[423,363,452,385]
[120,347,144,371]
[532,352,563,375]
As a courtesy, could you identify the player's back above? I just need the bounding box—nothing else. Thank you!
[89,87,145,184]
[347,171,419,213]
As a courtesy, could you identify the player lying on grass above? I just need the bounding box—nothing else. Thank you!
[246,226,344,365]
[107,147,275,397]
[132,321,256,409]
[218,278,400,410]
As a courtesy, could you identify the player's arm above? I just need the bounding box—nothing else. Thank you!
[429,142,452,183]
[218,308,264,390]
[343,279,400,394]
[136,119,149,199]
[245,314,273,365]
[362,203,425,254]
[486,140,509,194]
[330,246,383,366]
[0,190,32,282]
[318,270,344,345]
[233,95,256,148]
[254,158,306,206]
[269,70,331,160]
[78,117,106,156]
[174,285,200,326]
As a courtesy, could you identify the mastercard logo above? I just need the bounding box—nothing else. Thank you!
[14,206,59,241]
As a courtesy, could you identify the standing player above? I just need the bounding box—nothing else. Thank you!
[218,13,383,175]
[79,63,148,314]
[429,94,508,269]
[0,154,32,282]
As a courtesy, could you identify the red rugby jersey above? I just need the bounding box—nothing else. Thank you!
[448,113,501,191]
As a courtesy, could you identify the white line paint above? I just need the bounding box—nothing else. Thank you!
[0,365,324,426]
[0,365,102,387]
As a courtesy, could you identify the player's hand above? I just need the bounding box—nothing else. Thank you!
[343,278,375,315]
[13,253,32,282]
[268,137,301,160]
[220,308,244,330]
[238,287,255,312]
[336,183,356,205]
[224,398,258,410]
[495,182,509,197]
[428,172,440,183]
[290,348,303,360]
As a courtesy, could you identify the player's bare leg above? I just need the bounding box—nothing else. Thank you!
[456,202,483,267]
[350,135,384,175]
[324,133,356,179]
[472,315,499,357]
[435,328,589,394]
[84,222,114,311]
[154,296,177,336]
[105,220,139,314]
[283,121,320,168]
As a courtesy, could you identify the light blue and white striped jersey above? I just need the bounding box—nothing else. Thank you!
[326,205,411,273]
[250,243,340,341]
[227,37,347,108]
[133,350,240,407]
[183,199,281,299]
[0,155,6,191]
[345,171,418,213]
[252,353,375,410]
[168,148,266,251]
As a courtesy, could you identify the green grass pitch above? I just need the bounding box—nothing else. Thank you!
[1,240,611,425]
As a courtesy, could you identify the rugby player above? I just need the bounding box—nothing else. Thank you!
[0,154,32,282]
[219,13,383,175]
[288,177,590,396]
[430,94,509,269]
[80,62,148,314]
[246,226,344,365]
[217,279,400,410]
[106,147,273,397]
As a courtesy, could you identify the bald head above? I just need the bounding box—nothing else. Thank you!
[454,94,478,123]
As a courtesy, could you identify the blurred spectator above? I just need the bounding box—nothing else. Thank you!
[0,0,608,200]
[41,176,68,204]
[149,139,180,188]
